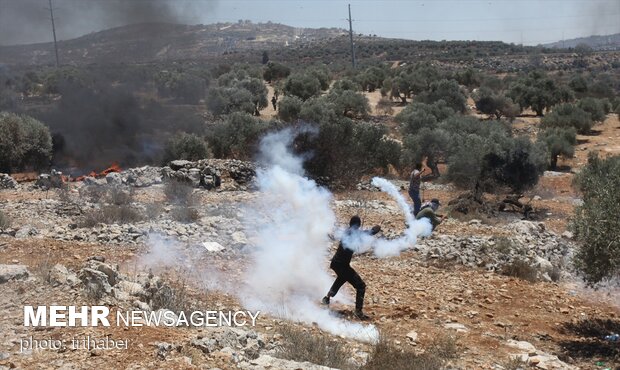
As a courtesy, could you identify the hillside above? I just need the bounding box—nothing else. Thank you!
[0,21,589,68]
[544,33,620,51]
[0,22,347,66]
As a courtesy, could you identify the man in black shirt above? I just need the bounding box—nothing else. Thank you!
[321,215,381,320]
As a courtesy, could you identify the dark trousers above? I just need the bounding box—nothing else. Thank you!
[409,188,421,216]
[327,265,366,311]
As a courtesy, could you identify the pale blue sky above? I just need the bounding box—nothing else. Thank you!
[208,0,620,45]
[1,0,619,46]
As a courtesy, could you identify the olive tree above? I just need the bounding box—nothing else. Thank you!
[572,153,620,285]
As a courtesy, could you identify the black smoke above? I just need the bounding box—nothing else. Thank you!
[0,0,218,46]
[33,78,204,174]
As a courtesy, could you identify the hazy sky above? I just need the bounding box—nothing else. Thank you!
[1,0,619,46]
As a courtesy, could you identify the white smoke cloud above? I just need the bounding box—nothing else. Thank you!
[241,128,379,342]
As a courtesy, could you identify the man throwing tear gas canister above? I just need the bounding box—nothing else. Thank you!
[322,215,381,320]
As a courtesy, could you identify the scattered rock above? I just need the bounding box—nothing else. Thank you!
[444,323,469,333]
[239,354,338,370]
[49,264,78,287]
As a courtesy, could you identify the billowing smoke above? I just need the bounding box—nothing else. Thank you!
[0,0,218,46]
[34,82,203,172]
[240,127,378,342]
[135,127,432,343]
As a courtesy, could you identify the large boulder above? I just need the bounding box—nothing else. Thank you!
[0,264,29,283]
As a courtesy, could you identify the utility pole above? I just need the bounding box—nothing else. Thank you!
[348,4,356,68]
[48,0,60,67]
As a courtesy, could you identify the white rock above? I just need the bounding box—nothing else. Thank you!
[406,330,418,342]
[506,339,537,353]
[444,323,469,333]
[231,231,248,245]
[203,241,225,252]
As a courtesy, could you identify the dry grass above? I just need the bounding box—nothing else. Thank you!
[78,185,144,227]
[80,204,144,227]
[500,259,539,282]
[276,325,353,369]
[170,206,200,223]
[501,357,529,370]
[164,179,194,205]
[362,334,459,370]
[164,180,200,223]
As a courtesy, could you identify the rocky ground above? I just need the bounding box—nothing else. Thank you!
[1,115,620,369]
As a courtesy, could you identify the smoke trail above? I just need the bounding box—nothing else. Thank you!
[338,177,432,258]
[240,127,379,343]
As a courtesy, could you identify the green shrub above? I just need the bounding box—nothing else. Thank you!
[358,66,388,92]
[154,70,208,104]
[396,101,455,136]
[577,97,607,122]
[508,70,564,116]
[0,112,52,173]
[284,73,322,101]
[208,113,272,159]
[163,132,209,164]
[473,87,520,120]
[299,119,401,185]
[331,78,360,92]
[541,103,593,134]
[437,116,546,192]
[537,127,576,169]
[417,79,468,113]
[277,96,303,122]
[327,89,370,118]
[572,154,620,285]
[206,68,267,116]
[263,62,291,82]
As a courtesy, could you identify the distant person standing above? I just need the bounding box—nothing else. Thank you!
[271,95,277,110]
[408,163,425,216]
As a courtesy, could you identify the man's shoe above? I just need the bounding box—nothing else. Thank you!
[354,309,369,320]
[321,296,330,305]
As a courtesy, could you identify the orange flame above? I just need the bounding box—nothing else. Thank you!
[73,162,122,181]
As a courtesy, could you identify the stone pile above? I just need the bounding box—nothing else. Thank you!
[0,174,17,189]
[417,220,573,281]
[162,159,256,190]
[35,169,65,189]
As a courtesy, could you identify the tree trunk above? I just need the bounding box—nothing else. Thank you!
[427,155,440,178]
[550,155,558,170]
